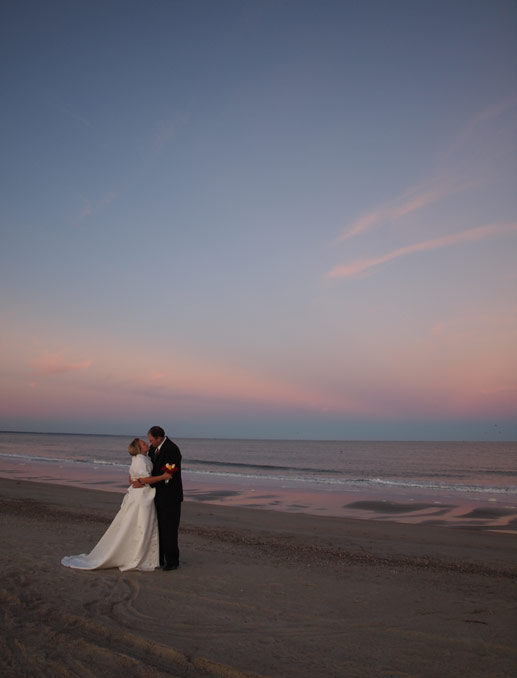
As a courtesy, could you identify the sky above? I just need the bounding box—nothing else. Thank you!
[1,0,516,440]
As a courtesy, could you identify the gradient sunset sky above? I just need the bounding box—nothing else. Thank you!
[1,0,516,440]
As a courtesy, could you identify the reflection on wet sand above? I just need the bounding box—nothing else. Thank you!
[1,455,516,533]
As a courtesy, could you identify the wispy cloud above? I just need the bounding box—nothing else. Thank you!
[54,102,93,129]
[338,97,517,242]
[339,178,466,241]
[66,110,92,129]
[150,115,189,157]
[71,115,189,227]
[33,354,93,376]
[443,94,517,161]
[328,222,517,279]
[73,189,119,227]
[74,195,93,226]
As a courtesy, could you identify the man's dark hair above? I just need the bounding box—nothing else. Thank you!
[148,425,165,438]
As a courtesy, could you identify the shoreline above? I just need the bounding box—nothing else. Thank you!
[1,455,516,534]
[1,477,516,677]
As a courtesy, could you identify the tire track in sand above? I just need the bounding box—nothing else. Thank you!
[0,581,263,678]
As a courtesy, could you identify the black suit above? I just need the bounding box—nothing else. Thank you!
[149,437,183,567]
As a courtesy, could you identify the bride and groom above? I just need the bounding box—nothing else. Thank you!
[61,426,183,572]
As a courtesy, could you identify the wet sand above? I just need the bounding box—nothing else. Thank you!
[2,455,516,533]
[1,478,516,677]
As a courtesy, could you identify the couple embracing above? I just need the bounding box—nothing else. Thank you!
[62,426,183,572]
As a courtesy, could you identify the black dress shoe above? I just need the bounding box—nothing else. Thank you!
[163,562,178,571]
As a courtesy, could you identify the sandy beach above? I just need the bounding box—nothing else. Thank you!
[1,478,516,678]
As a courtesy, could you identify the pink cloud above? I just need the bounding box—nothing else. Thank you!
[328,222,517,279]
[74,190,120,227]
[339,179,467,241]
[74,196,93,226]
[151,115,189,157]
[339,97,517,243]
[444,94,517,160]
[33,354,93,376]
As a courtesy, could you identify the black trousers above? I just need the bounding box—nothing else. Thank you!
[155,501,181,566]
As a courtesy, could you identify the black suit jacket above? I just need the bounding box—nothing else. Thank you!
[149,437,183,504]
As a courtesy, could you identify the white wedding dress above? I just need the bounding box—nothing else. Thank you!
[61,454,159,571]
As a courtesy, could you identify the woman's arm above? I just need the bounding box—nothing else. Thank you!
[132,472,171,487]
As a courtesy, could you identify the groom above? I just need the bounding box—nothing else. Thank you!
[147,425,183,571]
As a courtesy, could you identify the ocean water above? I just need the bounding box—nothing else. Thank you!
[0,432,516,532]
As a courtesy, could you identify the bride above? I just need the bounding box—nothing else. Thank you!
[61,438,171,571]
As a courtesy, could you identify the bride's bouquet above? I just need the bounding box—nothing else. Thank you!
[161,463,177,484]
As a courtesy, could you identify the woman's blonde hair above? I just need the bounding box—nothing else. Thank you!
[128,438,141,456]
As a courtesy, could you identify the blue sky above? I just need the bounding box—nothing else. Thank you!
[1,0,516,439]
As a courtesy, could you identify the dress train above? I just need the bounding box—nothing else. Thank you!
[61,454,159,571]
